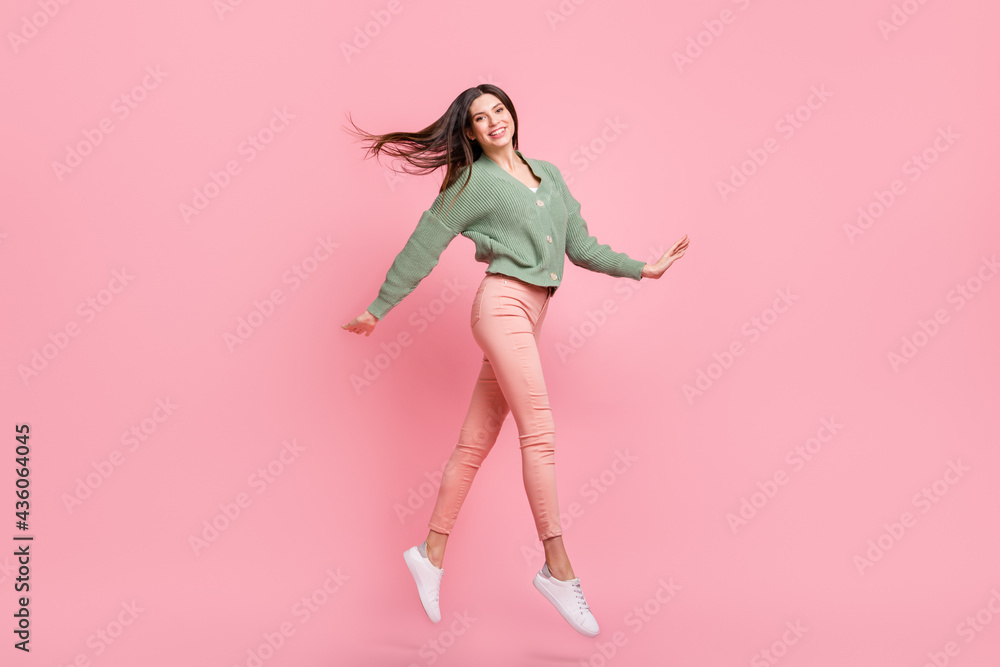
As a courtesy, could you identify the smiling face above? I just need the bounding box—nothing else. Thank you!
[465,93,514,147]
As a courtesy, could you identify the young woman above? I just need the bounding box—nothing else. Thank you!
[342,84,689,637]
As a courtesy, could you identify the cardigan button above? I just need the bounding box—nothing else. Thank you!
[550,272,558,280]
[546,235,552,243]
[536,200,545,207]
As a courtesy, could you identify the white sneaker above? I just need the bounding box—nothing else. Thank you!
[403,542,443,623]
[533,562,600,637]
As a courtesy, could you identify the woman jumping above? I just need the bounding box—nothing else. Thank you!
[342,84,689,637]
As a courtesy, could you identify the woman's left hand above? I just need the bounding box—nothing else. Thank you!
[641,234,690,279]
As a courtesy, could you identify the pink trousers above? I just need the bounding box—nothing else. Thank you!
[428,272,562,541]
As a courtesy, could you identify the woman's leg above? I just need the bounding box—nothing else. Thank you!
[469,277,567,552]
[425,351,510,567]
[502,291,577,580]
[426,325,576,576]
[424,274,576,578]
[424,275,512,568]
[542,536,574,580]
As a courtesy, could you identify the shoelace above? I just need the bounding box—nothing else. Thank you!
[572,581,590,612]
[431,570,443,604]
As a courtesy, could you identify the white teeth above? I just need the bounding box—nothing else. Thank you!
[489,127,505,136]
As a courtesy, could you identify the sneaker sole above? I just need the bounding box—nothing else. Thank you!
[532,573,599,637]
[403,547,441,623]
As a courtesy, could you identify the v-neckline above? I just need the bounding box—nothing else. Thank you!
[481,149,544,193]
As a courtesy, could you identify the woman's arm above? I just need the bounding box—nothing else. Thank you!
[366,206,463,320]
[550,166,646,280]
[365,169,476,321]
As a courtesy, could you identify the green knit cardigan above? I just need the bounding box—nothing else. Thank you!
[367,149,645,320]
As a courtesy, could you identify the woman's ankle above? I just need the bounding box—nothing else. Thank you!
[545,559,575,580]
[422,541,445,568]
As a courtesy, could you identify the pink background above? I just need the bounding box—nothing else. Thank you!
[3,1,999,665]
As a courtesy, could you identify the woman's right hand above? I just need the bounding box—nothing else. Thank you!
[641,235,690,279]
[342,310,379,337]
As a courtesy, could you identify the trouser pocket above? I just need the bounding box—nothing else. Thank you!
[471,277,492,328]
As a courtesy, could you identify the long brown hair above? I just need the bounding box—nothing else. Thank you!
[342,84,520,221]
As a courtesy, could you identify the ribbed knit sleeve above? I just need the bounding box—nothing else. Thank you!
[367,175,472,321]
[553,168,645,281]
